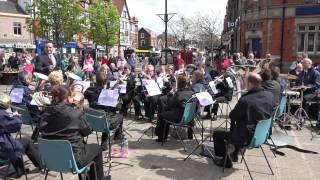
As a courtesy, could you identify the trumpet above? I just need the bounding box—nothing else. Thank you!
[111,74,128,90]
[212,75,225,85]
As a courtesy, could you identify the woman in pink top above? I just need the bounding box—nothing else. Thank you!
[83,53,94,79]
[19,52,33,73]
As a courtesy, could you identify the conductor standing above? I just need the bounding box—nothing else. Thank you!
[35,42,60,75]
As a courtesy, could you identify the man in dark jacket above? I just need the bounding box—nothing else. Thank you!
[34,42,60,75]
[296,58,320,119]
[155,75,194,142]
[8,52,20,69]
[261,69,281,106]
[213,72,275,168]
[120,64,136,116]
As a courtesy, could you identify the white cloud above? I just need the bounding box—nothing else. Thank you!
[126,0,228,34]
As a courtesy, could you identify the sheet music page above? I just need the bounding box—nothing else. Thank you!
[10,88,24,103]
[195,92,215,106]
[97,89,119,107]
[119,81,127,94]
[157,77,164,88]
[225,77,234,88]
[109,81,117,88]
[209,81,218,95]
[145,80,162,96]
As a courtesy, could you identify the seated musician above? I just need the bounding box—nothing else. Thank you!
[296,58,320,119]
[133,65,159,121]
[158,65,177,113]
[198,63,212,85]
[39,85,106,180]
[120,64,136,116]
[212,73,275,168]
[191,70,206,93]
[42,70,64,91]
[0,94,40,178]
[211,71,234,118]
[155,75,194,142]
[11,72,33,105]
[261,69,281,106]
[84,72,123,149]
[289,63,303,77]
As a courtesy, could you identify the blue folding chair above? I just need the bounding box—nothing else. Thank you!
[84,108,109,145]
[161,100,198,152]
[223,118,274,180]
[11,105,34,139]
[38,138,96,180]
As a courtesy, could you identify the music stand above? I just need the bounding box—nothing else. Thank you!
[184,107,215,161]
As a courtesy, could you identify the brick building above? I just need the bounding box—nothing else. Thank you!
[223,0,320,70]
[138,27,158,50]
[0,0,35,53]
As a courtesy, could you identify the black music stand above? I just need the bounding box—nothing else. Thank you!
[185,105,215,161]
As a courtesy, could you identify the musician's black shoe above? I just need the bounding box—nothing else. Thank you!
[135,115,144,120]
[155,138,167,143]
[212,157,233,168]
[204,113,211,119]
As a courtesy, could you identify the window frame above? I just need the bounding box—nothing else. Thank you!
[296,24,320,54]
[13,22,22,36]
[140,32,145,38]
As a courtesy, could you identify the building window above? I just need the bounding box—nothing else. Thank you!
[140,33,145,38]
[141,40,145,46]
[13,22,22,35]
[297,24,320,54]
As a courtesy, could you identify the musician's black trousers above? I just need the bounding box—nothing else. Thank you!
[211,96,229,116]
[155,110,182,140]
[120,91,134,115]
[213,129,241,164]
[144,96,159,119]
[133,94,144,116]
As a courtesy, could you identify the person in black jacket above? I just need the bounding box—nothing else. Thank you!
[261,69,281,106]
[84,72,123,149]
[8,52,20,69]
[34,42,60,75]
[155,75,194,142]
[212,73,275,168]
[39,85,106,180]
[120,64,136,116]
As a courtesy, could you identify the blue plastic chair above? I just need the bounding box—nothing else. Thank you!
[84,108,111,145]
[268,96,289,149]
[274,96,287,120]
[223,118,274,180]
[38,138,96,180]
[11,105,34,139]
[162,100,198,151]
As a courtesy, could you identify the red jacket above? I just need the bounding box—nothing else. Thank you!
[102,58,109,65]
[218,58,231,71]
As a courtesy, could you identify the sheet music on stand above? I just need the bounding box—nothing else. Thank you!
[195,92,215,106]
[118,81,127,94]
[74,81,91,92]
[97,89,119,107]
[225,77,234,88]
[145,80,161,96]
[208,81,218,95]
[10,88,24,103]
[156,77,164,88]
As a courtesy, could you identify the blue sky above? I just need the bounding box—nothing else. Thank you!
[126,0,228,34]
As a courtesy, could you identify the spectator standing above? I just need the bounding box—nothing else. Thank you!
[8,52,20,69]
[127,53,137,72]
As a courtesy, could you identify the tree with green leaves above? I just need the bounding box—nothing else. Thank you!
[26,0,84,48]
[88,0,120,50]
